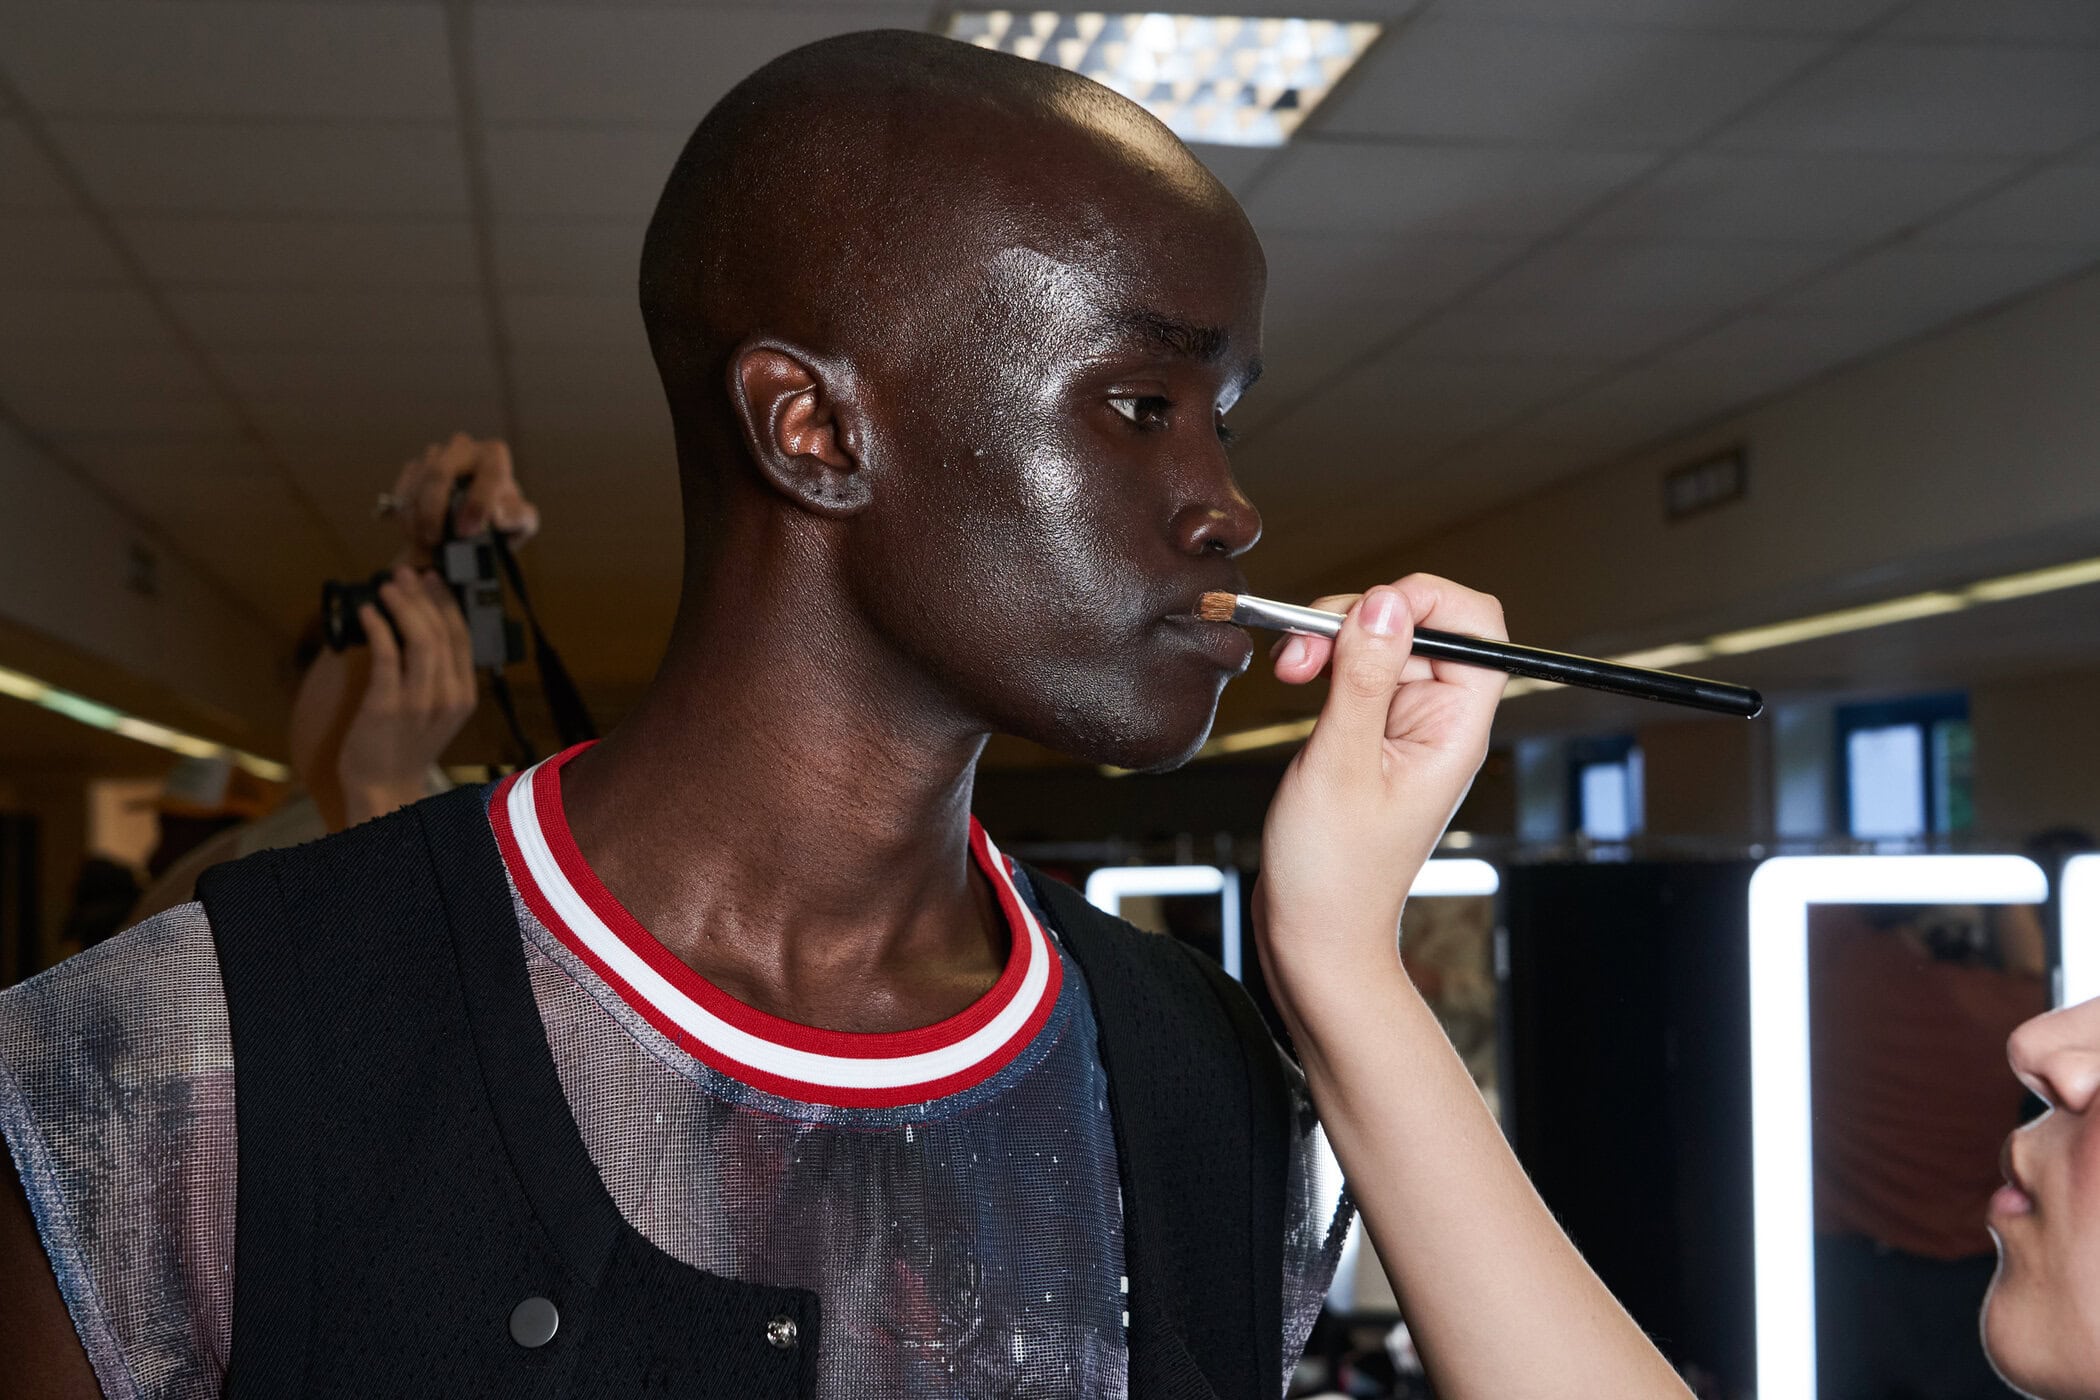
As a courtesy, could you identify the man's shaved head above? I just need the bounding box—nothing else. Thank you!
[638,29,1268,771]
[640,28,1241,475]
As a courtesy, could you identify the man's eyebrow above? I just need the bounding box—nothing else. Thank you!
[1116,310,1231,364]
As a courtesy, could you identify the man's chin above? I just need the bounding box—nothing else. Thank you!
[1079,717,1216,775]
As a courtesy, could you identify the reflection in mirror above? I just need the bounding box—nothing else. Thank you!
[1748,855,2049,1400]
[1809,901,2047,1400]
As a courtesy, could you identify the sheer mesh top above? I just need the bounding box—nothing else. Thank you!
[0,766,1347,1399]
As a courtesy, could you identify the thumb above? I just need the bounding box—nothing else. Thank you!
[1302,586,1413,779]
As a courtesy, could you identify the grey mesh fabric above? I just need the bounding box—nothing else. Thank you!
[0,796,1348,1399]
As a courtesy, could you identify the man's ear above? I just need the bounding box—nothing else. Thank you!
[727,340,871,517]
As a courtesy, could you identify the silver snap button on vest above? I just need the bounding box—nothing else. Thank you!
[765,1314,798,1350]
[510,1296,560,1348]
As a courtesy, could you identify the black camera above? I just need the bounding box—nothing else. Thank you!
[321,520,524,669]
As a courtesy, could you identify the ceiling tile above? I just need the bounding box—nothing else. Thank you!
[1883,1,2100,44]
[0,286,170,344]
[1545,357,1818,433]
[2,1,452,120]
[169,288,489,350]
[1715,43,2100,157]
[1314,18,1828,146]
[481,126,689,221]
[1246,142,1655,237]
[1473,237,1837,310]
[0,214,129,287]
[1773,243,2097,319]
[123,216,479,288]
[52,120,469,216]
[1920,164,2100,246]
[0,120,75,212]
[0,343,237,435]
[216,348,501,403]
[60,433,272,481]
[1668,303,1954,368]
[1430,0,1894,34]
[472,4,928,127]
[1244,232,1526,431]
[492,220,642,292]
[504,293,648,350]
[510,344,663,421]
[1188,143,1281,197]
[1582,151,2018,241]
[1245,352,1604,472]
[247,385,505,442]
[1401,301,1717,360]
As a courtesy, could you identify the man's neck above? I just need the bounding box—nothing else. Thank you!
[556,568,1006,1036]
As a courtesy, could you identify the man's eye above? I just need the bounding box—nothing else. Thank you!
[1108,395,1169,427]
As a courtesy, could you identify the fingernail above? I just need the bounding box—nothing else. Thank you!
[1363,589,1401,637]
[1278,636,1307,668]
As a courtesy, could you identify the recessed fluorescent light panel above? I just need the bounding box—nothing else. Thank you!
[945,11,1381,147]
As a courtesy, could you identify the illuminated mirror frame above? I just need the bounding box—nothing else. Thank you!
[1084,864,1244,976]
[2060,853,2100,1008]
[1747,855,2048,1400]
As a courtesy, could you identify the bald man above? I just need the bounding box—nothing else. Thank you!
[1,30,1686,1400]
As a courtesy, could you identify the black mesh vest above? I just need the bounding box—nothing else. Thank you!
[197,785,1289,1399]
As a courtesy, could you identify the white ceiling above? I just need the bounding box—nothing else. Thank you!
[2,0,2098,704]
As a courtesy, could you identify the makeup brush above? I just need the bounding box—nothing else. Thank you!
[1199,592,1764,719]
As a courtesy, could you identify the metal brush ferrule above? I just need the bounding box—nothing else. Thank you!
[1229,594,1344,639]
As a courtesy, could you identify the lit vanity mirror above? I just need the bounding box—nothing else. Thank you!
[1749,855,2049,1400]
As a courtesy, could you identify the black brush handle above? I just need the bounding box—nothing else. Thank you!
[1412,627,1764,718]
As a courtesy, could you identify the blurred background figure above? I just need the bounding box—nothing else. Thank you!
[127,433,540,923]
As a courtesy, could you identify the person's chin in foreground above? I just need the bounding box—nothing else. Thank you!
[1984,995,2100,1398]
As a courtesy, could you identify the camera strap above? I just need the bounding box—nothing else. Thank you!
[490,531,597,759]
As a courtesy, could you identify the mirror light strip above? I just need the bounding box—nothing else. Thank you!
[1747,855,2047,1400]
[1085,863,1242,977]
[2062,854,2100,1009]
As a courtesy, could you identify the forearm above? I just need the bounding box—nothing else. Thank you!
[1280,954,1690,1400]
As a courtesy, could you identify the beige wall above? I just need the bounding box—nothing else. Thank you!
[0,421,290,742]
[1638,717,1770,841]
[1316,268,2100,659]
[1971,667,2100,844]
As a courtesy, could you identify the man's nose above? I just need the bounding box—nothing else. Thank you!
[1174,482,1262,559]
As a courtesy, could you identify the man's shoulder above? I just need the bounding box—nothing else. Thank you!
[0,901,230,1073]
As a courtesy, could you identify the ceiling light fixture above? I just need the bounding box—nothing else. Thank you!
[945,11,1382,147]
[1195,551,2100,758]
[0,662,290,781]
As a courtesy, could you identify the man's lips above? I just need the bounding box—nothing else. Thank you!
[1159,612,1254,673]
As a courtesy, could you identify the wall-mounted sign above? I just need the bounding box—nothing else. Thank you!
[1664,448,1747,522]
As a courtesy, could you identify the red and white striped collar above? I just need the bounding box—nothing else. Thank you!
[489,743,1062,1109]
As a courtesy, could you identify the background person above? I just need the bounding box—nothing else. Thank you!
[132,434,539,918]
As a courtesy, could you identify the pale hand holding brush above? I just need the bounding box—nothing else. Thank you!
[1253,575,1693,1400]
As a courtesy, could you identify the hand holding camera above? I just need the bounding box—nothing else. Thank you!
[334,567,479,827]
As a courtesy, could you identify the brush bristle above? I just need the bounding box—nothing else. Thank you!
[1196,591,1240,623]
